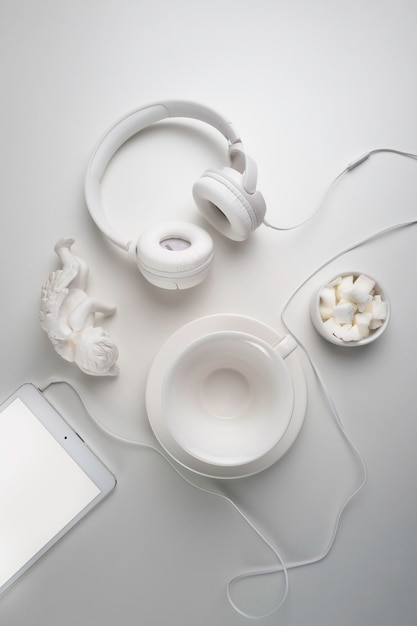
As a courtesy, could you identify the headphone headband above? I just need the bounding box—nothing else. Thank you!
[85,101,245,250]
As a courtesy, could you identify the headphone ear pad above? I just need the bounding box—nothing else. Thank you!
[135,221,214,290]
[193,169,266,242]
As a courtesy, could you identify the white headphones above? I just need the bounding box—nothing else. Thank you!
[85,100,266,289]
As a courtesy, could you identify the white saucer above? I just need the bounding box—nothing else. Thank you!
[146,314,308,479]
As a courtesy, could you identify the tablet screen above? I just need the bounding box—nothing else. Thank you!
[0,388,115,595]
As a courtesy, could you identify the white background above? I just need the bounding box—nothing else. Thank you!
[1,1,417,624]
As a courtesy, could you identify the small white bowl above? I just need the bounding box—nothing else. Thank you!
[310,272,391,347]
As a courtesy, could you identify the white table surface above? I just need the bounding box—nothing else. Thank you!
[1,1,417,624]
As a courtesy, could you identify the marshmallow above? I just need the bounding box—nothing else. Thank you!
[320,286,336,309]
[355,274,376,292]
[343,274,375,307]
[342,325,362,342]
[369,318,383,330]
[354,312,372,338]
[319,305,334,320]
[371,295,387,320]
[322,317,339,335]
[357,296,373,313]
[327,276,342,288]
[336,275,354,301]
[334,323,352,339]
[333,302,355,324]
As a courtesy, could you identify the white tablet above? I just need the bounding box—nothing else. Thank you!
[0,383,116,596]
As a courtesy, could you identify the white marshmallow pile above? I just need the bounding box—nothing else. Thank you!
[319,274,388,342]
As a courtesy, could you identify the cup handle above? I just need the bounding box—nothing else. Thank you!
[273,334,298,359]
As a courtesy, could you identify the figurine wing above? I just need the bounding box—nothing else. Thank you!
[40,264,78,341]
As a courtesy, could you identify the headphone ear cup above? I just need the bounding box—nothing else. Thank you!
[192,168,266,242]
[135,221,214,289]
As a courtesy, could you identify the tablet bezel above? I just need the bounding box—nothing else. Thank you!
[0,382,116,596]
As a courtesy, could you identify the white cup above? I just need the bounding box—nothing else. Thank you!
[161,331,297,467]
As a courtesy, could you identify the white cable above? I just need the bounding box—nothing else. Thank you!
[38,378,289,620]
[265,147,417,574]
[277,215,417,574]
[263,148,417,231]
[276,149,417,570]
[38,216,417,619]
[38,147,417,620]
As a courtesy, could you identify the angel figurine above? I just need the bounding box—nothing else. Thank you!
[40,238,119,376]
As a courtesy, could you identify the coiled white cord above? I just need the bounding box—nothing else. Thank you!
[39,147,417,619]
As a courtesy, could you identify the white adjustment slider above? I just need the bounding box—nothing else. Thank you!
[228,142,258,194]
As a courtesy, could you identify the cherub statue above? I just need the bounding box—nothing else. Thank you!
[40,238,119,376]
